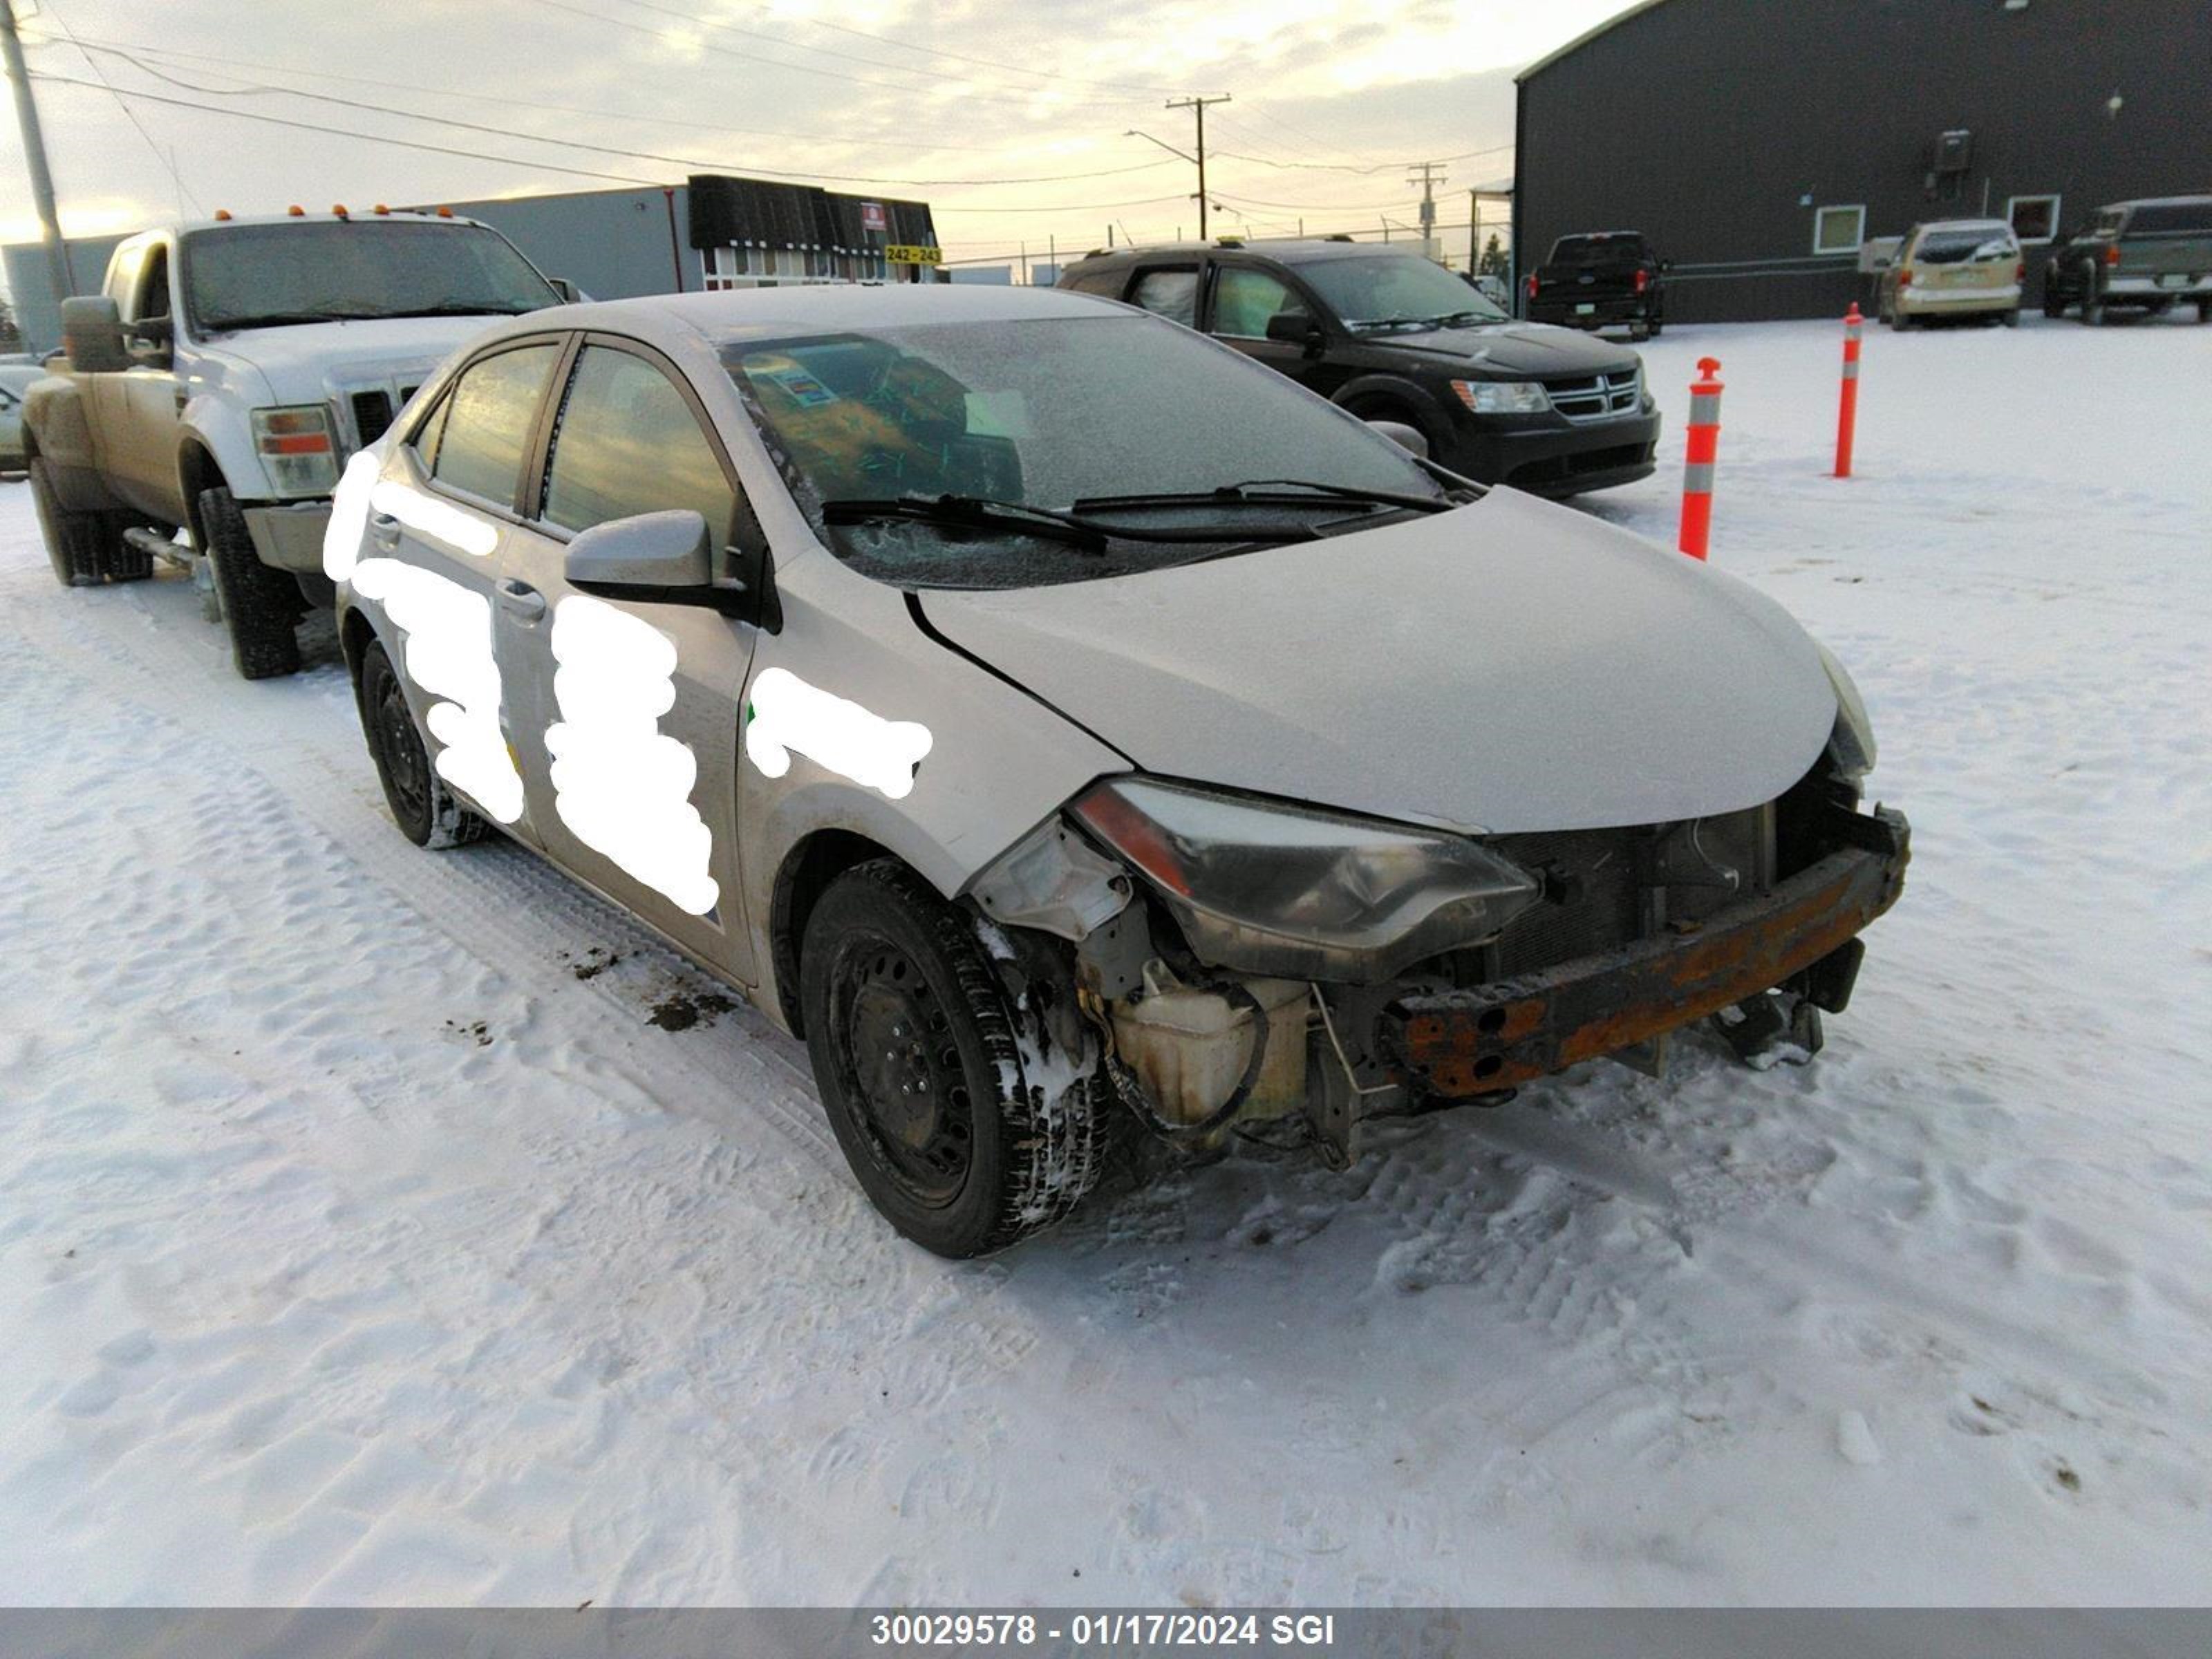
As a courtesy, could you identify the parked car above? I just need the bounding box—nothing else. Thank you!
[1058,238,1659,497]
[327,285,1906,1256]
[0,364,39,471]
[1872,220,2023,328]
[21,209,568,676]
[1524,231,1667,339]
[2041,196,2212,324]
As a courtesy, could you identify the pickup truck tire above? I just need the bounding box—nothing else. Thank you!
[29,458,115,588]
[2197,300,2211,324]
[356,639,491,850]
[800,858,1108,1257]
[2042,283,2068,319]
[198,485,302,680]
[1647,318,1663,338]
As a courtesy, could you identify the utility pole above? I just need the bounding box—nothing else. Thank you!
[1165,94,1230,239]
[1469,189,1480,274]
[1407,160,1447,259]
[1,0,72,308]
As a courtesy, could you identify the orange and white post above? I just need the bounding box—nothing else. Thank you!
[1834,303,1864,477]
[1677,357,1723,560]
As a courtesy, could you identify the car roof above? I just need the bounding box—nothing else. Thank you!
[2101,194,2212,211]
[537,282,1119,344]
[1066,238,1408,269]
[1915,219,2014,233]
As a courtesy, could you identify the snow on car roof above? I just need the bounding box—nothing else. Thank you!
[567,283,1116,343]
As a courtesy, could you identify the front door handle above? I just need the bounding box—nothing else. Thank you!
[369,512,402,550]
[496,578,547,621]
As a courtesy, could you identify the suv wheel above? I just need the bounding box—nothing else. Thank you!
[198,485,303,679]
[355,639,489,849]
[800,860,1107,1257]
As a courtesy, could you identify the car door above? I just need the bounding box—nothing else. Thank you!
[104,238,190,523]
[1201,259,1345,397]
[364,335,567,846]
[492,336,765,978]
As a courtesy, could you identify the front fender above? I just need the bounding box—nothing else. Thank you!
[1331,373,1457,447]
[178,392,272,503]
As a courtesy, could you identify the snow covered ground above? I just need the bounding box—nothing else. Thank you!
[0,312,2206,1606]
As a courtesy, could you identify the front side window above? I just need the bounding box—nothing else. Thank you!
[184,221,559,332]
[1127,268,1199,326]
[1813,205,1866,256]
[1295,253,1504,330]
[1210,267,1297,338]
[724,314,1443,590]
[430,343,561,506]
[543,346,736,543]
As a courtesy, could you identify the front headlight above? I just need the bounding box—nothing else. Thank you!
[251,404,340,494]
[1070,776,1541,984]
[1451,378,1550,415]
[1816,642,1877,778]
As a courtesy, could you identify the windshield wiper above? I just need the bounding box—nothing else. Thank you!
[1074,478,1455,515]
[821,494,1323,549]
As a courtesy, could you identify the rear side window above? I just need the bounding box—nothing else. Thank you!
[1128,268,1199,327]
[430,343,561,506]
[2126,201,2212,234]
[1062,270,1125,298]
[542,346,736,543]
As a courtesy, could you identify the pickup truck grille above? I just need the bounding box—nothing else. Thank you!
[350,390,395,447]
[1543,367,1642,423]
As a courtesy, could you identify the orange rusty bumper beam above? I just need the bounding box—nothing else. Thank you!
[1391,807,1910,1097]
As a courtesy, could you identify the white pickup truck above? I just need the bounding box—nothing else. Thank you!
[23,209,570,677]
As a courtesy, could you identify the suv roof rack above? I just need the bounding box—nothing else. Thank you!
[1324,234,1356,243]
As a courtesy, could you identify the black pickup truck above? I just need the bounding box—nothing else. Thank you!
[1525,232,1667,339]
[2041,196,2212,324]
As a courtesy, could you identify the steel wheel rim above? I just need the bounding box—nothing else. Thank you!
[373,668,430,826]
[833,935,973,1208]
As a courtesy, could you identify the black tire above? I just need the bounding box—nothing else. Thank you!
[28,456,107,587]
[2081,269,2106,326]
[198,485,301,679]
[2000,308,2020,328]
[355,638,490,850]
[2197,300,2211,324]
[1647,317,1663,338]
[2042,282,2067,319]
[800,859,1107,1257]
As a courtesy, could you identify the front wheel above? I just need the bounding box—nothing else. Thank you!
[2196,299,2211,324]
[800,860,1107,1257]
[355,638,489,850]
[198,485,302,679]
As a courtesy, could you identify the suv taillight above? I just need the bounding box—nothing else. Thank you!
[1898,266,1913,288]
[1525,274,1539,299]
[1633,268,1648,293]
[2103,243,2121,265]
[2014,260,2025,281]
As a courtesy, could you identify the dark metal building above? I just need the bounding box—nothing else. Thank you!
[1512,0,2212,321]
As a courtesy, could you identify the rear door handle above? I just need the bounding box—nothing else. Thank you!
[496,578,547,621]
[369,512,402,550]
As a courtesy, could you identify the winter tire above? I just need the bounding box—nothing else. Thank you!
[356,638,489,850]
[198,485,302,679]
[28,457,108,587]
[800,859,1107,1257]
[2042,285,2067,319]
[2000,309,2020,328]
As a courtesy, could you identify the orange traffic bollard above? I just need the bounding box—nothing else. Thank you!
[1835,303,1864,477]
[1677,357,1723,560]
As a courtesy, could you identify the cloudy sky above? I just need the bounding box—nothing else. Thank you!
[1,0,1638,278]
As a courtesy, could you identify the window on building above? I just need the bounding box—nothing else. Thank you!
[429,342,561,507]
[1812,205,1866,257]
[2006,195,2061,244]
[1127,267,1200,327]
[542,346,736,545]
[702,245,749,291]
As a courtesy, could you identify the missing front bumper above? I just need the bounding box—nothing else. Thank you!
[1387,807,1909,1097]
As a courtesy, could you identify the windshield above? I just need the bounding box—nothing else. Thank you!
[1550,236,1646,265]
[183,221,560,332]
[724,314,1447,589]
[1915,227,2016,264]
[1296,253,1507,330]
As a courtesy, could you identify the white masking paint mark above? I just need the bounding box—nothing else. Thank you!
[745,666,932,800]
[324,451,377,582]
[349,557,525,824]
[545,596,720,917]
[368,478,500,559]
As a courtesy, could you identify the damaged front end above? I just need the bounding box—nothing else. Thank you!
[962,748,1909,1170]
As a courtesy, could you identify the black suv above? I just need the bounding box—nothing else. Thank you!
[1059,238,1659,496]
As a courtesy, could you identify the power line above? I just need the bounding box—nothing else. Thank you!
[39,2,202,216]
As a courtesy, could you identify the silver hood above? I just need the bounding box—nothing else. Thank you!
[919,487,1840,835]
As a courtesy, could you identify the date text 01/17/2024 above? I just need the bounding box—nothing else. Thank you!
[868,1612,1339,1648]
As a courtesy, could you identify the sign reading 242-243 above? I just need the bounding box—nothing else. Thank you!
[884,243,943,265]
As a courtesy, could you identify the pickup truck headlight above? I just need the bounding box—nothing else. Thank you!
[1451,379,1550,415]
[1816,642,1877,778]
[1070,776,1541,984]
[251,404,339,495]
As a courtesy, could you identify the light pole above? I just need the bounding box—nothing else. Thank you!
[1,0,71,308]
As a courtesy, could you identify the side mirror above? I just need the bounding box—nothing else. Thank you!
[565,509,711,592]
[547,276,587,303]
[1365,418,1429,459]
[1264,309,1324,350]
[1660,259,1674,273]
[60,295,129,374]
